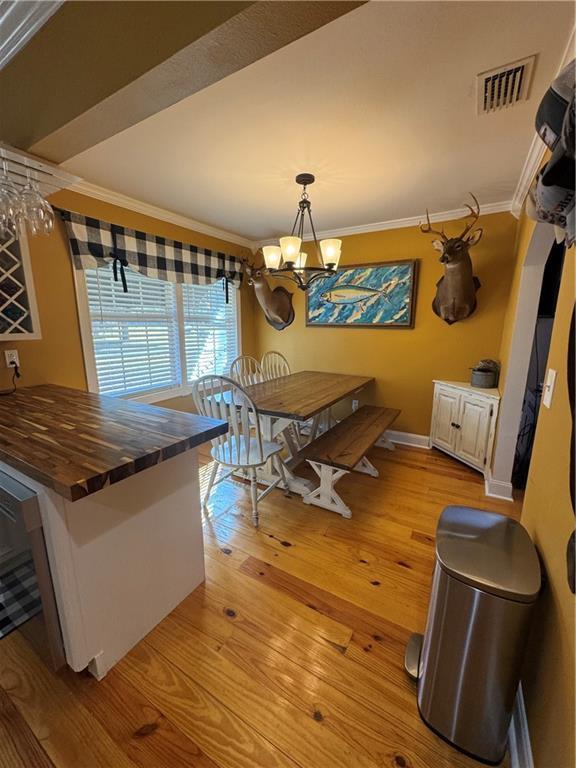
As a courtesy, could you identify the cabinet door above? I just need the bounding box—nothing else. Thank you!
[431,387,460,452]
[454,396,493,469]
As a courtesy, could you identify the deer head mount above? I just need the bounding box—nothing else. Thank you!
[421,193,483,325]
[244,260,295,331]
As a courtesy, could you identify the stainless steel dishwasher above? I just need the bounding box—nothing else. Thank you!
[0,470,65,669]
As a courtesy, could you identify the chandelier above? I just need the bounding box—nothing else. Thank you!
[262,173,341,290]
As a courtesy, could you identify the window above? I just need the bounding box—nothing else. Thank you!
[182,282,239,383]
[81,263,239,399]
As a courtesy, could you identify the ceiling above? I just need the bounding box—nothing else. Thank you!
[61,1,574,242]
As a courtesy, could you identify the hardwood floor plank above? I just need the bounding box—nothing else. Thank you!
[0,686,54,768]
[218,623,481,768]
[0,633,138,768]
[118,641,299,768]
[203,546,354,648]
[211,522,427,630]
[144,614,380,768]
[172,581,482,768]
[62,668,219,768]
[239,556,415,644]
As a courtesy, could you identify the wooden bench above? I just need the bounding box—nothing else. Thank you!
[299,405,400,518]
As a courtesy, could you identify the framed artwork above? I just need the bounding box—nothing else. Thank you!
[306,260,418,328]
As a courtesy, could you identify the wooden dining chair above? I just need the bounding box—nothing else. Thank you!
[229,355,264,387]
[261,350,291,381]
[191,375,288,527]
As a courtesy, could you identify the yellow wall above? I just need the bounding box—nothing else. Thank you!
[0,190,253,393]
[253,212,518,434]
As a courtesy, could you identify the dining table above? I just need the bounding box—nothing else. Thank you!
[242,370,374,495]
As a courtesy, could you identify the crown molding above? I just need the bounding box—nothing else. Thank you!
[68,181,512,252]
[0,1,63,71]
[510,136,547,220]
[68,180,257,250]
[510,24,576,219]
[257,200,512,248]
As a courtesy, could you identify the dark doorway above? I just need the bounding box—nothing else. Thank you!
[512,239,566,489]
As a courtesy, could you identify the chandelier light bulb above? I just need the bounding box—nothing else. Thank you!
[279,236,302,266]
[294,252,307,271]
[262,245,282,270]
[320,239,342,268]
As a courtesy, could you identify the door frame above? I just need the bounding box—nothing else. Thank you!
[487,223,556,499]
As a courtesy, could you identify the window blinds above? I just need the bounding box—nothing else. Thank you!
[182,281,238,382]
[84,263,238,398]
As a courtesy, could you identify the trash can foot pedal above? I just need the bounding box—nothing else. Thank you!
[404,633,423,681]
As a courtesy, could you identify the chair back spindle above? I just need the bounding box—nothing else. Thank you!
[229,355,264,387]
[261,351,291,380]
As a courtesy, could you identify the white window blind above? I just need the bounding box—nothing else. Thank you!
[84,264,180,396]
[182,281,238,381]
[82,263,239,398]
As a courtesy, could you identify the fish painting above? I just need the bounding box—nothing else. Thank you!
[306,261,418,328]
[321,278,399,307]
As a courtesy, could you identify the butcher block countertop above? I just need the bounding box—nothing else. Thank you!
[0,384,227,501]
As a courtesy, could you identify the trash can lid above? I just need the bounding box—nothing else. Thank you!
[436,506,541,603]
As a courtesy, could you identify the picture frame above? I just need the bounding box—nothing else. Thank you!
[305,259,418,329]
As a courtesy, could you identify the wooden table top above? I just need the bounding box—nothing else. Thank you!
[244,371,374,421]
[0,384,227,502]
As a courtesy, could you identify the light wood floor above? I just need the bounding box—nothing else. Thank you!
[0,445,521,768]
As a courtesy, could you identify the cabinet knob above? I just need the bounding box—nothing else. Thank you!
[451,422,461,429]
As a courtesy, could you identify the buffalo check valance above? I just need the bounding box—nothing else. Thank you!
[60,210,244,293]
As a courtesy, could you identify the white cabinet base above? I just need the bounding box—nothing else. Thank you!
[0,449,205,679]
[430,381,500,479]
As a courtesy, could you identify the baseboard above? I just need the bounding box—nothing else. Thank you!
[484,470,515,502]
[376,430,431,449]
[509,684,534,768]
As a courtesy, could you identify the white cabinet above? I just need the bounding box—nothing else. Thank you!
[430,381,499,476]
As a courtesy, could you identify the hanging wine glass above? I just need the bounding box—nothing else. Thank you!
[0,158,21,238]
[18,168,54,236]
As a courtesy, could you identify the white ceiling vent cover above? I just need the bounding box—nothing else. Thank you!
[477,56,536,114]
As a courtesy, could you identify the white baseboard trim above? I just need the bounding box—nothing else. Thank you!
[376,430,431,449]
[509,684,534,768]
[484,470,514,501]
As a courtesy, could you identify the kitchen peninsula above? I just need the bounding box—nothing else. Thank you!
[0,384,226,679]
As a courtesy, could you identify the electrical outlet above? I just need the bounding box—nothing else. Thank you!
[352,399,359,411]
[4,350,19,368]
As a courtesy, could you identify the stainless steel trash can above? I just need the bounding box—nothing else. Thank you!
[405,506,541,765]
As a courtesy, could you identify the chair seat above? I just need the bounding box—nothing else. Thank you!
[211,436,282,467]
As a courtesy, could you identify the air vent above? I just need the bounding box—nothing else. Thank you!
[477,55,536,114]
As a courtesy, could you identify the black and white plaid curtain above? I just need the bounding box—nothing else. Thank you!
[60,210,244,293]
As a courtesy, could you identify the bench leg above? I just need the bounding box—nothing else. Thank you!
[354,456,379,477]
[379,432,396,451]
[302,461,352,519]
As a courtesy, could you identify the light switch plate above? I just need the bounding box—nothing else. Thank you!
[542,368,557,409]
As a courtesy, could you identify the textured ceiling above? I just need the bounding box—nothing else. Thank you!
[62,1,574,240]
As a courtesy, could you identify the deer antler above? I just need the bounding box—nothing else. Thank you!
[420,209,447,240]
[457,193,480,240]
